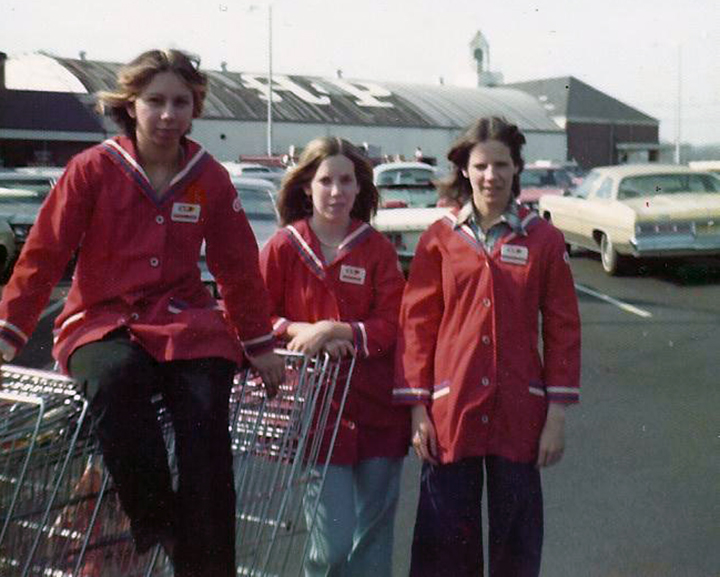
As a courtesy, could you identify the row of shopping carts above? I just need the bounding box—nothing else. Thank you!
[0,350,354,576]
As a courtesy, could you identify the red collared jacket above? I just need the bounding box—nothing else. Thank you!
[0,136,275,371]
[259,219,410,464]
[393,207,581,464]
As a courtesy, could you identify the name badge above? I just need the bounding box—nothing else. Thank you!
[500,244,528,265]
[171,202,201,223]
[339,265,366,285]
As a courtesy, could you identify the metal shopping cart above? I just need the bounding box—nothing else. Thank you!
[0,350,354,577]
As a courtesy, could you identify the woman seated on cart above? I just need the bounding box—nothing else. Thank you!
[0,48,284,577]
[258,136,410,577]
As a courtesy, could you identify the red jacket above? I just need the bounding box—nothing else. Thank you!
[259,219,410,464]
[0,136,275,371]
[394,207,581,464]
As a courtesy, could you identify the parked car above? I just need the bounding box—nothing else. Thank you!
[200,177,279,292]
[518,161,574,210]
[0,187,45,281]
[689,160,720,175]
[0,167,64,197]
[372,206,450,273]
[220,162,286,187]
[538,164,720,275]
[373,162,440,208]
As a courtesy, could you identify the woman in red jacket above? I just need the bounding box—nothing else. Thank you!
[259,137,409,577]
[0,49,284,576]
[394,117,581,577]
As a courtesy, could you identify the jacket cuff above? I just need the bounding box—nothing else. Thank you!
[392,387,431,405]
[0,320,28,361]
[350,322,369,358]
[242,332,276,357]
[546,386,580,404]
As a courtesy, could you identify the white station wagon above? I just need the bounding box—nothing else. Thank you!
[538,164,720,275]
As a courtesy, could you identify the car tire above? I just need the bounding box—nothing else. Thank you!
[600,233,629,276]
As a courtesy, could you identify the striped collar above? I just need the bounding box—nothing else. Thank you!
[453,200,529,237]
[100,136,208,207]
[284,218,373,281]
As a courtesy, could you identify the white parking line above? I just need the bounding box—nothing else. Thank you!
[575,283,653,318]
[39,298,65,320]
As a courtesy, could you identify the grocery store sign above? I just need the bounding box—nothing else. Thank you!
[239,74,395,108]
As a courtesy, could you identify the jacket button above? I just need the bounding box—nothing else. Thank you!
[481,335,491,345]
[481,415,489,424]
[149,257,160,267]
[347,421,356,430]
[483,298,491,307]
[130,312,139,321]
[155,215,165,225]
[481,377,490,386]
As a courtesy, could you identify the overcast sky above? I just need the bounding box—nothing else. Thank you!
[2,0,719,145]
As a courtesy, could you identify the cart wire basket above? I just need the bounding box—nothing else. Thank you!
[0,350,354,577]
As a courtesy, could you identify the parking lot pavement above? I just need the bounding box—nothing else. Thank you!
[392,255,720,577]
[6,255,720,577]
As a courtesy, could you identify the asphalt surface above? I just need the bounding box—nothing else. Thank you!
[6,252,720,577]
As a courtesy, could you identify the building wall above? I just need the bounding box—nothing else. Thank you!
[567,122,659,168]
[192,119,567,167]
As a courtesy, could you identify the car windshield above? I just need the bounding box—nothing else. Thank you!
[376,168,434,186]
[617,173,720,199]
[520,169,570,188]
[234,186,277,220]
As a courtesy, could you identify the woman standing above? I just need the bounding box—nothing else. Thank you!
[259,137,409,577]
[394,117,581,577]
[0,49,284,576]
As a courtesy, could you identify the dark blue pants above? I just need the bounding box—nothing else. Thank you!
[69,330,237,577]
[409,456,543,577]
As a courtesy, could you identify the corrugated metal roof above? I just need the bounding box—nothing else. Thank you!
[44,55,560,132]
[505,76,658,126]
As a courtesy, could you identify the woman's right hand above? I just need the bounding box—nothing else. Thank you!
[247,350,285,398]
[411,404,438,465]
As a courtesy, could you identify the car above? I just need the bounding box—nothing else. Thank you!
[200,176,280,292]
[518,161,574,210]
[689,160,720,175]
[373,162,440,209]
[538,164,720,275]
[220,162,286,187]
[0,187,46,282]
[372,206,451,274]
[0,167,64,197]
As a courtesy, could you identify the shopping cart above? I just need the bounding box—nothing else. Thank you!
[232,351,354,577]
[0,350,354,577]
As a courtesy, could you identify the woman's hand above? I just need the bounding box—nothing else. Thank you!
[247,350,285,398]
[323,338,355,359]
[411,404,438,465]
[536,403,566,468]
[286,320,336,357]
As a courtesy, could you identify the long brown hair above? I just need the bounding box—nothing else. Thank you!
[277,137,379,226]
[439,117,526,206]
[97,49,207,137]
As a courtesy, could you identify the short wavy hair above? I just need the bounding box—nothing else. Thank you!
[96,49,207,137]
[277,137,379,226]
[439,117,526,206]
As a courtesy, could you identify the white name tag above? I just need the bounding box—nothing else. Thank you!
[339,264,366,285]
[500,244,528,265]
[171,202,201,223]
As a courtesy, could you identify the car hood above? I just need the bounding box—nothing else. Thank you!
[623,193,720,221]
[372,207,450,232]
[519,187,564,203]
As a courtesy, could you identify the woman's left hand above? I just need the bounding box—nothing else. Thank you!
[536,403,566,468]
[286,321,335,357]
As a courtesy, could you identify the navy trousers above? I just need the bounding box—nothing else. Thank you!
[69,329,237,577]
[409,455,543,577]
